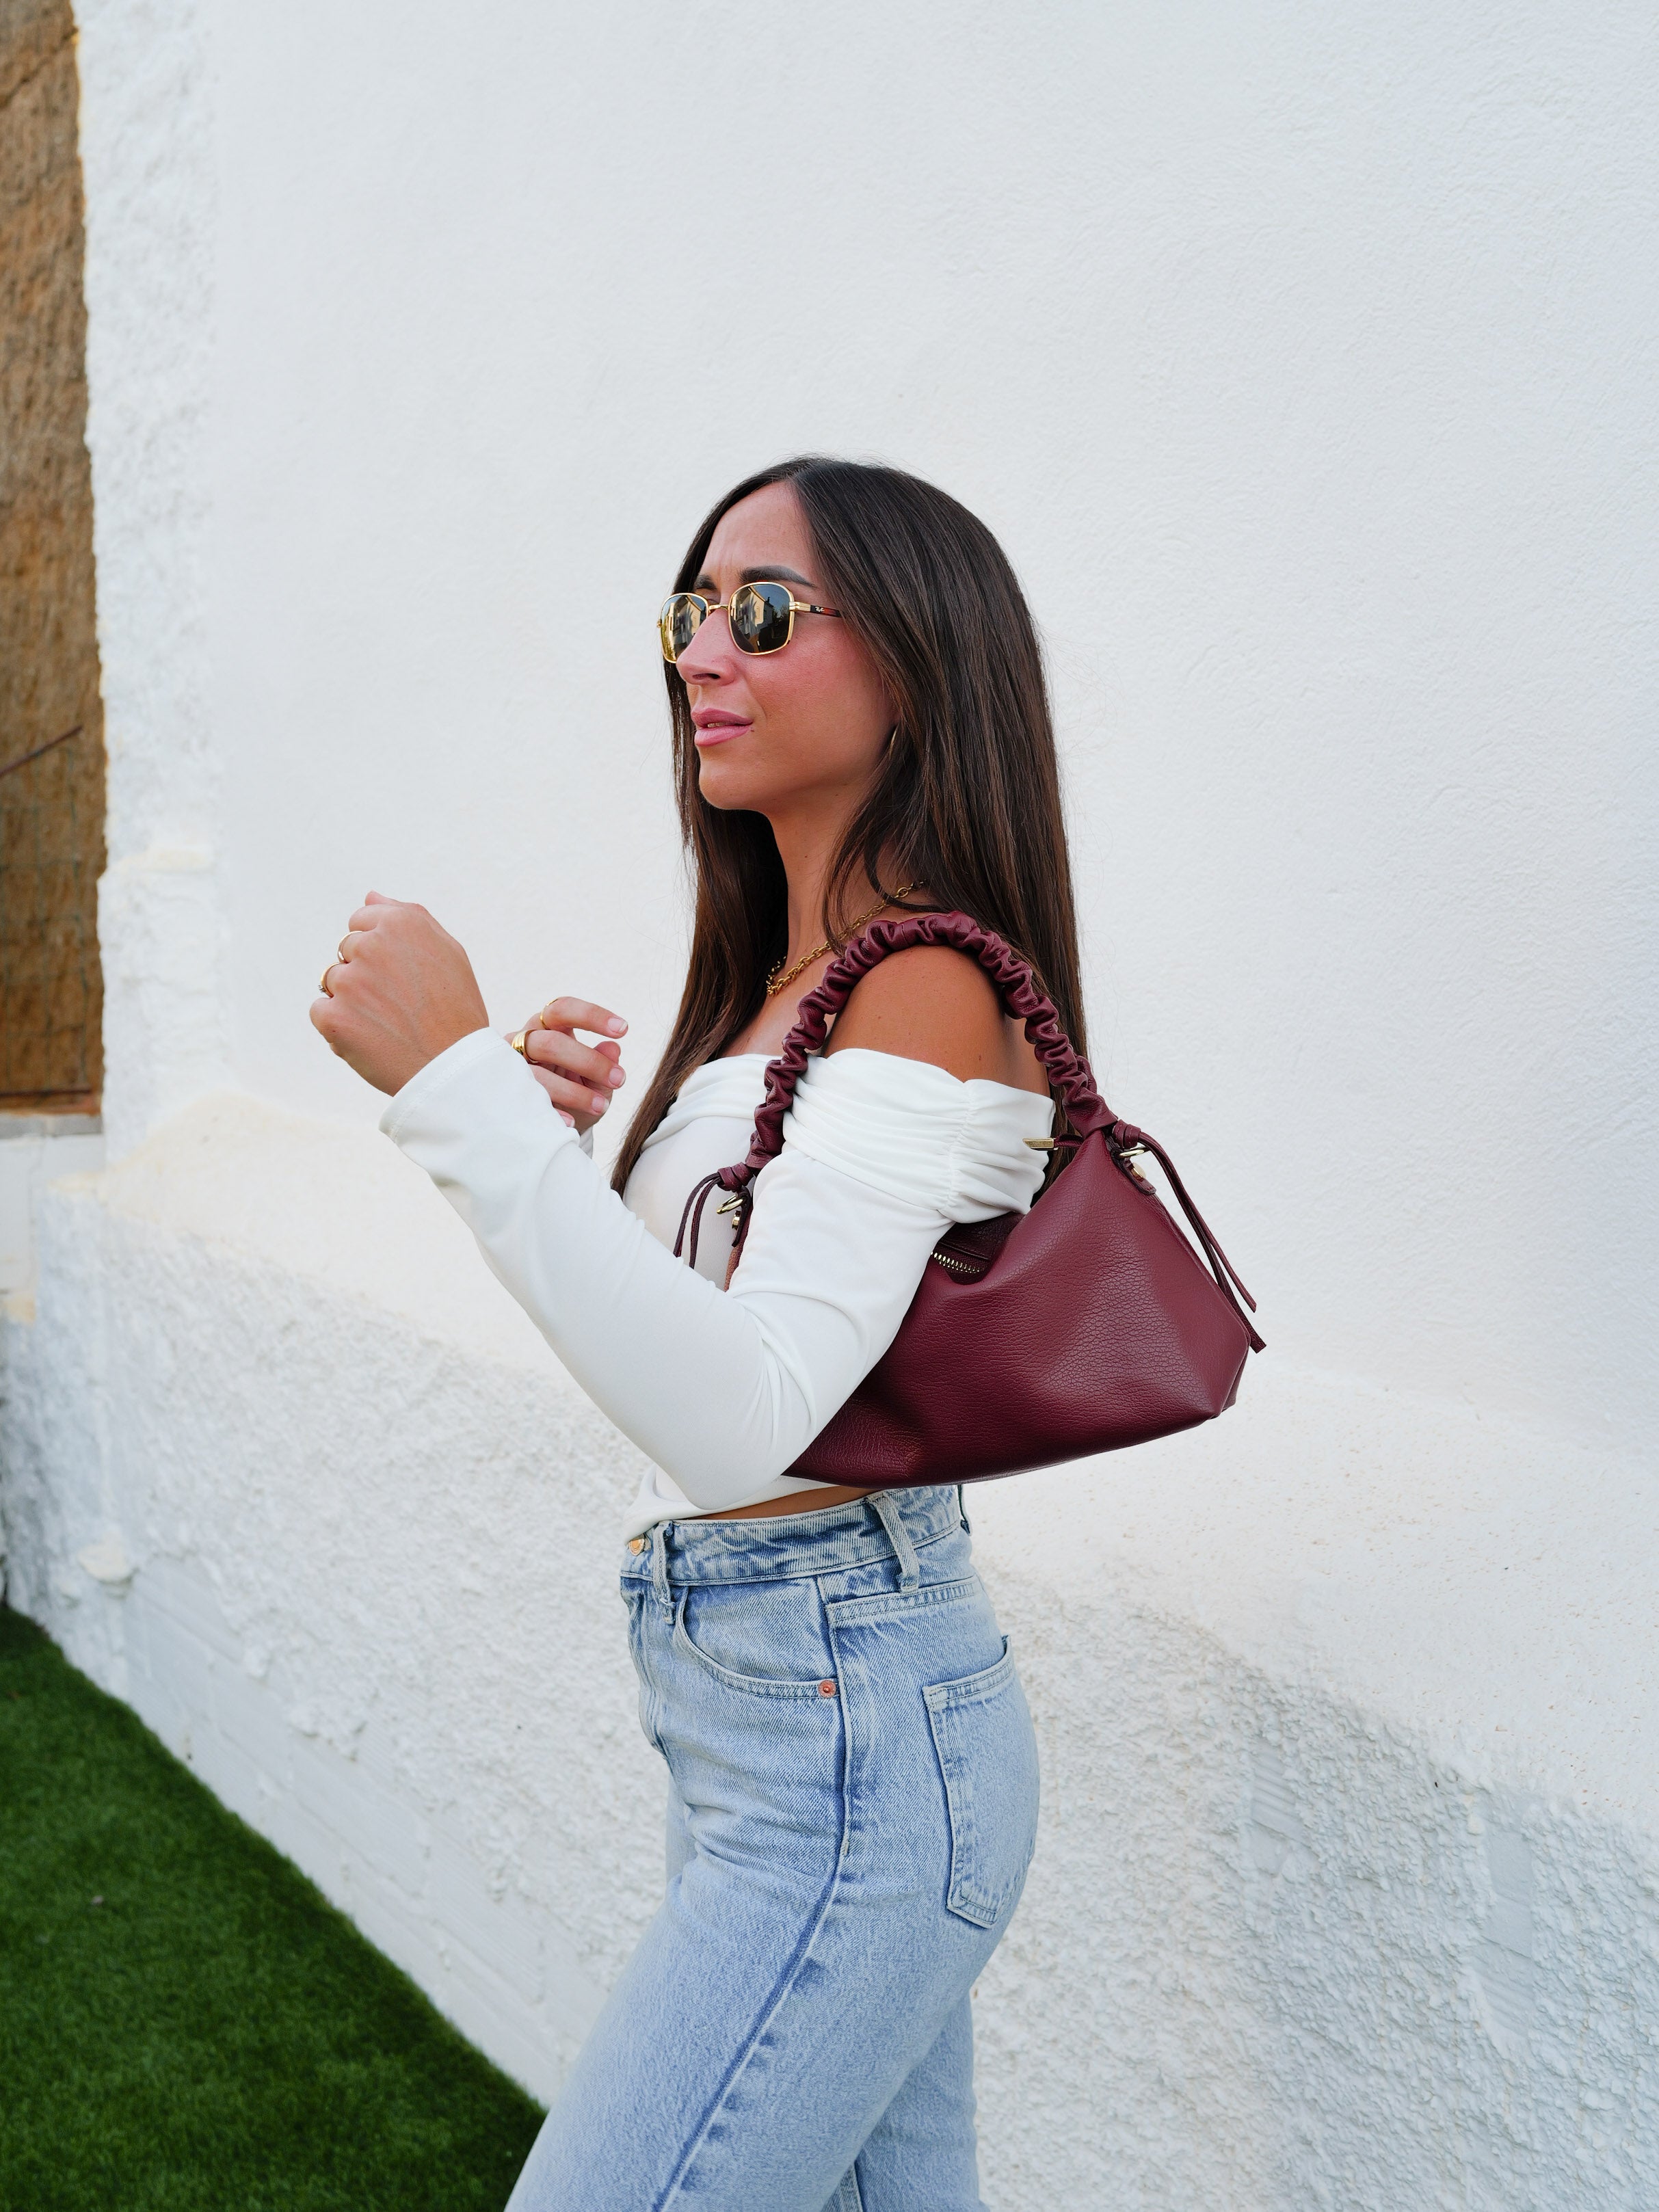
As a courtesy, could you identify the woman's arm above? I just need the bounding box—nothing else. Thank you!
[317,898,1048,1508]
[382,1029,1048,1508]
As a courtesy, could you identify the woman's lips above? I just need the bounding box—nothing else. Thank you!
[692,715,751,747]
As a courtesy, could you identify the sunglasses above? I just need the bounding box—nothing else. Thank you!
[659,580,841,663]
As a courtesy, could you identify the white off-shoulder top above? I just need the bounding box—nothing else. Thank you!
[382,1029,1053,1534]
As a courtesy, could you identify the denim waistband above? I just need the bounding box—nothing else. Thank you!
[620,1485,966,1593]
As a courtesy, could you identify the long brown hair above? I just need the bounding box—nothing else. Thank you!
[612,456,1085,1193]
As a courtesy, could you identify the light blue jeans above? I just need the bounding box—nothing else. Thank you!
[504,1486,1040,2211]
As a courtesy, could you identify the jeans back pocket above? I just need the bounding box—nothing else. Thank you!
[924,1639,1040,1930]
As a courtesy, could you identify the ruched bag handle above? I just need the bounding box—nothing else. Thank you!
[746,911,1111,1168]
[674,911,1106,1267]
[673,909,1261,1346]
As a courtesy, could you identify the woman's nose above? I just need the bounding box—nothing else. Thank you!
[676,607,740,685]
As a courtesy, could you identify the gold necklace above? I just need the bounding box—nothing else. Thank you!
[766,885,916,998]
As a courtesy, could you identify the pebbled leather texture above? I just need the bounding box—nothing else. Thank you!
[680,911,1263,1491]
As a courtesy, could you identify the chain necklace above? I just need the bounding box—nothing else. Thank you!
[765,885,917,998]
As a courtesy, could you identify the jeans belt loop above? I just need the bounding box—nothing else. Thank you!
[651,1522,674,1612]
[873,1490,920,1593]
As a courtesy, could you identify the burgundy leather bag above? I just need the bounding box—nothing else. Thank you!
[676,911,1263,1492]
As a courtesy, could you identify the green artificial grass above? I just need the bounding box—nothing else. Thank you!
[0,1604,544,2211]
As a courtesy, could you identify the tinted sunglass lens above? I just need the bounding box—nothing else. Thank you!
[660,594,707,662]
[730,582,795,654]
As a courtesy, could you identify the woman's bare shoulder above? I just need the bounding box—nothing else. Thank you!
[825,946,1046,1093]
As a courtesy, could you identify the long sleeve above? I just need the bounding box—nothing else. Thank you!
[381,1027,1051,1514]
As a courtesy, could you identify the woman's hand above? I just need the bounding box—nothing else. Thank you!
[512,996,628,1132]
[311,892,491,1096]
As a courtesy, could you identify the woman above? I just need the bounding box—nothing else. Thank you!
[313,457,1087,2211]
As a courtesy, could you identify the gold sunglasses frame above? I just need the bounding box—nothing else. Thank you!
[659,581,842,663]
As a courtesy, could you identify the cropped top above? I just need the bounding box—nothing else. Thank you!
[382,1027,1053,1534]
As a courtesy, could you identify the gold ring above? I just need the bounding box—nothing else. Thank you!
[319,968,333,996]
[338,935,351,961]
[510,1028,531,1058]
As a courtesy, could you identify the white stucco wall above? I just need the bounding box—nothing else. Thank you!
[4,2,1656,2204]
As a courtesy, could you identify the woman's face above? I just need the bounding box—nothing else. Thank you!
[674,480,896,823]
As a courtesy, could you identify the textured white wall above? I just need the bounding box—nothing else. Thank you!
[8,1098,1659,2204]
[3,1,1657,2204]
[77,0,227,1156]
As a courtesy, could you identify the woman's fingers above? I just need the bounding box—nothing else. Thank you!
[515,1061,611,1124]
[540,997,627,1039]
[502,998,628,1126]
[512,1017,620,1066]
[525,1061,609,1121]
[525,1025,626,1116]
